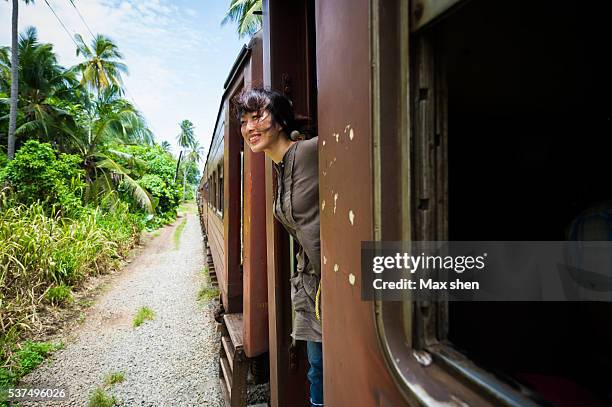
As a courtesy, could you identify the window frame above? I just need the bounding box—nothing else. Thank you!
[371,0,544,405]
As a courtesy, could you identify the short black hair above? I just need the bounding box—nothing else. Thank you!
[232,88,297,138]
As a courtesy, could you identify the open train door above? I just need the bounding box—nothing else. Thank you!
[262,1,318,406]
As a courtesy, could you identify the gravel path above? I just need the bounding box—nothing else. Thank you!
[18,209,222,407]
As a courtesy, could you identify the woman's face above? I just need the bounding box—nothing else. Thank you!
[240,108,283,153]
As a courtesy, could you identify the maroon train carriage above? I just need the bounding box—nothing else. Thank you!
[198,0,612,406]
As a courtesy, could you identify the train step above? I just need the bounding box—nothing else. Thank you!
[220,313,248,407]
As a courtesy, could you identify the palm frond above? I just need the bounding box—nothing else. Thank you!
[94,154,155,213]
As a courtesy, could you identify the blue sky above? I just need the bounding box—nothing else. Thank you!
[0,0,246,159]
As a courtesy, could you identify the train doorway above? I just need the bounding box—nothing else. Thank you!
[263,0,319,405]
[414,0,612,404]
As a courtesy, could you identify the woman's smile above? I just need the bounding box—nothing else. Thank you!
[249,133,262,145]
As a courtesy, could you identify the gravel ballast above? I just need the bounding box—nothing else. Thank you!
[18,210,222,406]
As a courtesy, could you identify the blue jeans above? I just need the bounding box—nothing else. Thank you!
[307,341,323,406]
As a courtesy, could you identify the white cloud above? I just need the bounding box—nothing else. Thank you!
[0,0,246,162]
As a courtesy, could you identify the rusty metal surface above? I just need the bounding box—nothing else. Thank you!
[263,1,314,405]
[315,0,411,405]
[223,91,244,314]
[242,32,269,358]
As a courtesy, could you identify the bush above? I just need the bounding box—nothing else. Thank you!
[114,145,181,221]
[0,140,85,214]
[45,284,74,305]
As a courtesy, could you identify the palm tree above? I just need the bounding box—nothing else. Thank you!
[175,119,194,184]
[73,34,128,95]
[222,0,262,38]
[6,0,35,159]
[160,140,172,153]
[0,27,77,146]
[66,88,155,213]
[183,140,204,200]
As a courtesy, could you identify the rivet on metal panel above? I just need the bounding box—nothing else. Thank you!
[333,193,338,213]
[333,264,339,273]
[323,140,326,146]
[322,200,326,211]
[413,350,432,366]
[349,273,356,285]
[349,210,355,225]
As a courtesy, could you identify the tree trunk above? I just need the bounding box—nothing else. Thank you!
[182,162,188,201]
[8,0,19,159]
[174,150,183,183]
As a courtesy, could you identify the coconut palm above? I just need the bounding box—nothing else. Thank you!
[160,140,172,153]
[187,141,204,165]
[73,33,128,95]
[6,0,35,159]
[175,119,194,181]
[222,0,262,38]
[0,27,77,146]
[176,119,195,149]
[66,89,155,213]
[182,140,204,200]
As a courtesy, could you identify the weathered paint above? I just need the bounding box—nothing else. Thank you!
[242,32,269,358]
[316,0,411,405]
[264,1,316,405]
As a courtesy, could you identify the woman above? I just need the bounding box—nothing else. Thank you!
[234,88,323,407]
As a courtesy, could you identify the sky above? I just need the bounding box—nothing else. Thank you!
[0,0,246,161]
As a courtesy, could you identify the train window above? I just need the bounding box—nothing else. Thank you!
[408,0,612,404]
[208,177,212,208]
[212,171,217,212]
[218,163,224,216]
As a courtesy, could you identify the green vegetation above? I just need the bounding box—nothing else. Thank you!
[0,341,62,389]
[222,0,262,38]
[85,370,124,407]
[45,284,74,306]
[104,371,125,386]
[0,25,201,387]
[132,307,155,327]
[198,285,220,302]
[173,218,187,249]
[198,266,219,302]
[88,387,117,407]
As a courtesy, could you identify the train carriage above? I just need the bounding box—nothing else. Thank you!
[200,0,612,406]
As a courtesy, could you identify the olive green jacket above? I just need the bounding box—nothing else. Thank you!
[273,136,322,342]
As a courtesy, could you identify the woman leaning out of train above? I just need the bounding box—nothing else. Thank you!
[234,88,323,407]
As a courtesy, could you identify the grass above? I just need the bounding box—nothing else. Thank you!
[197,266,219,302]
[45,284,74,305]
[132,307,155,327]
[0,341,63,390]
[85,371,124,407]
[0,202,142,374]
[198,285,220,302]
[78,299,94,308]
[177,201,197,215]
[173,218,187,250]
[104,371,125,386]
[87,387,117,407]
